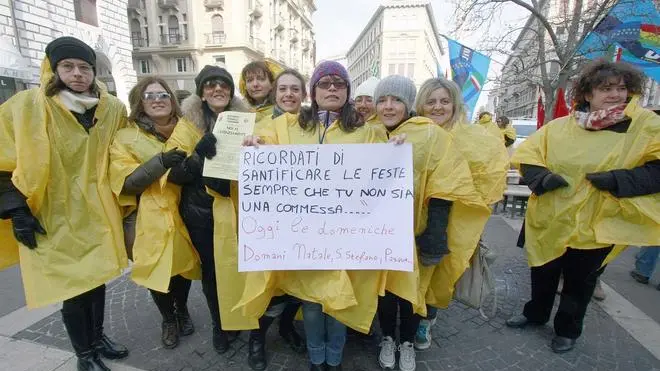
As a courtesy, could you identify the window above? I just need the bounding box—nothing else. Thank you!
[389,64,395,75]
[182,13,187,22]
[407,63,415,78]
[73,0,98,26]
[215,56,226,66]
[209,15,225,43]
[176,58,187,72]
[139,60,150,74]
[398,63,405,75]
[168,15,180,44]
[130,19,143,47]
[159,16,163,23]
[183,24,188,40]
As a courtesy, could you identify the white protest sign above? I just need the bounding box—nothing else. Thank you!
[238,143,414,272]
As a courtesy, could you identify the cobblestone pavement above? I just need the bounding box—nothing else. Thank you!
[13,216,660,371]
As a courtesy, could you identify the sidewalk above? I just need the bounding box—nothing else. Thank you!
[1,215,659,370]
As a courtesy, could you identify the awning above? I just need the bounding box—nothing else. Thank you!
[0,36,32,80]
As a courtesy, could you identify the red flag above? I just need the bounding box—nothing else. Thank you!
[537,94,545,129]
[553,88,570,119]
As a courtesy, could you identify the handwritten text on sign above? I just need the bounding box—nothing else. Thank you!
[238,143,414,272]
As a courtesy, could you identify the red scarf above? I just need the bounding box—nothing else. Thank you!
[574,103,627,130]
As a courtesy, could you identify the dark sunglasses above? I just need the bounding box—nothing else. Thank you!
[316,80,347,90]
[203,79,230,89]
[143,92,171,101]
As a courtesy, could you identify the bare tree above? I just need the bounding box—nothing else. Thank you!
[451,0,618,122]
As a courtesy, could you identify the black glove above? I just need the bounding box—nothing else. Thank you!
[540,173,569,193]
[10,207,46,249]
[194,133,217,159]
[586,171,618,192]
[161,148,187,169]
[204,177,231,197]
[416,198,452,266]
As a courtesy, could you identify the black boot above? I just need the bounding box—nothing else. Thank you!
[90,286,129,359]
[151,288,180,348]
[248,316,274,371]
[213,324,230,354]
[171,275,194,336]
[62,293,109,371]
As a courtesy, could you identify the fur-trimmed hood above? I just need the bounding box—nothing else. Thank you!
[180,94,250,131]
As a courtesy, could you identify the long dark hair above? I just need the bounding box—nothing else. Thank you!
[241,61,276,106]
[128,76,182,123]
[298,83,363,133]
[44,73,99,97]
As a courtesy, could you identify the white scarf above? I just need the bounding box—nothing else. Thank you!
[58,90,100,114]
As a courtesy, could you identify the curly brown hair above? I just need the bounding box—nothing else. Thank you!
[128,76,182,123]
[241,61,276,106]
[572,60,646,108]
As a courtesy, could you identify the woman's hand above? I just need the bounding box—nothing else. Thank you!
[388,133,407,145]
[194,133,217,159]
[243,135,264,147]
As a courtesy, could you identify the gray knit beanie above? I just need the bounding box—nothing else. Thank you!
[374,75,417,114]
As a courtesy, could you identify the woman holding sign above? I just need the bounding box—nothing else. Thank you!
[165,65,252,355]
[242,61,390,371]
[109,77,201,350]
[371,75,486,371]
[240,61,283,122]
[412,77,508,350]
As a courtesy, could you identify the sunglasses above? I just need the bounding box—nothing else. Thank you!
[316,80,347,90]
[143,92,171,101]
[203,79,230,89]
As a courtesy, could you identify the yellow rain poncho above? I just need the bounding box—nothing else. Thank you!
[235,112,382,333]
[165,118,259,330]
[417,120,508,309]
[0,58,128,308]
[374,117,489,313]
[501,124,517,146]
[365,114,380,126]
[478,113,504,141]
[109,124,201,293]
[511,97,660,267]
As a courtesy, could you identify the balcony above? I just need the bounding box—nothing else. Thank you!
[158,0,179,10]
[249,0,263,17]
[250,36,265,54]
[289,27,299,42]
[128,0,145,15]
[131,36,147,48]
[302,39,310,51]
[205,32,227,45]
[204,0,224,9]
[160,33,183,45]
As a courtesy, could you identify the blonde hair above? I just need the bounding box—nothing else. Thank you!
[415,78,466,129]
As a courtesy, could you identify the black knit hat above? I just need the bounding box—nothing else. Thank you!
[194,65,235,98]
[45,37,96,73]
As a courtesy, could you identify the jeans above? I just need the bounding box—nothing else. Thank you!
[426,306,438,320]
[302,301,346,366]
[635,246,660,278]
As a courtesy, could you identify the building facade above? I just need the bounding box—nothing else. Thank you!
[128,0,316,95]
[0,0,137,104]
[346,0,445,90]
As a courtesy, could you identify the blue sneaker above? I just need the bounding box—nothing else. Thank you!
[414,319,432,350]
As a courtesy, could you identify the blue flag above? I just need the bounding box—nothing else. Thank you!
[577,0,660,81]
[447,39,490,119]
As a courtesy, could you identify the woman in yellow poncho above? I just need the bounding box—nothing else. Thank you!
[242,61,385,371]
[370,75,485,371]
[109,77,201,350]
[353,76,380,125]
[0,37,128,371]
[506,60,660,353]
[496,116,517,148]
[164,65,250,356]
[239,60,283,122]
[411,77,509,350]
[477,111,505,141]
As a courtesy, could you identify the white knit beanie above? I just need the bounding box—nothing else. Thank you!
[353,77,380,99]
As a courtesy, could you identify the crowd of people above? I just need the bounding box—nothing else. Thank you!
[0,36,658,371]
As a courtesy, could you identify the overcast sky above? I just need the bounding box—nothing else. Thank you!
[312,0,529,112]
